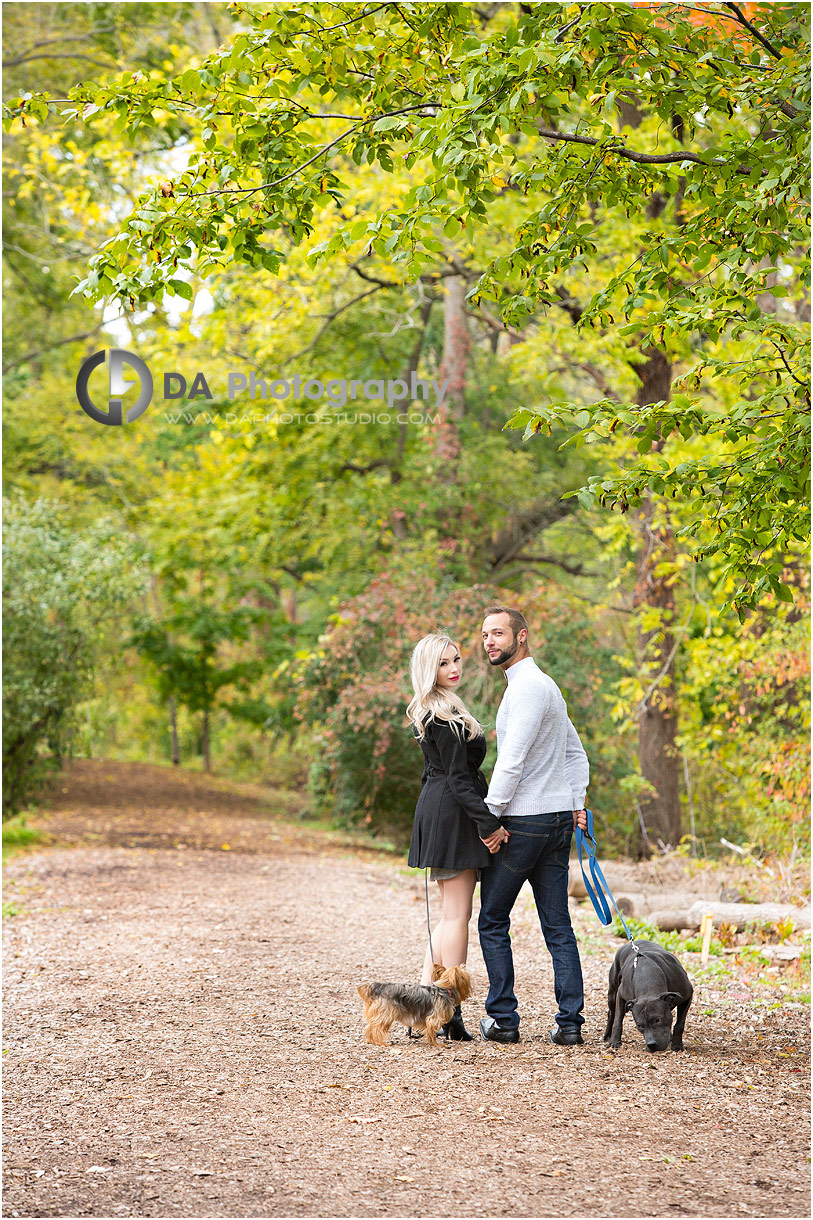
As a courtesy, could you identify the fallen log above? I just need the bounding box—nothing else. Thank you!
[614,892,647,918]
[649,909,695,932]
[567,866,587,899]
[650,901,811,933]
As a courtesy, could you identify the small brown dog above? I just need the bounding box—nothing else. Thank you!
[357,964,472,1045]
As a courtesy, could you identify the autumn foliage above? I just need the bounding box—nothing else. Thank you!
[294,568,634,841]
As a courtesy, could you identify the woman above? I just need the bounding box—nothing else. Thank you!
[406,633,508,1039]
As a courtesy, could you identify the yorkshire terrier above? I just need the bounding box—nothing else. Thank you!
[357,964,472,1045]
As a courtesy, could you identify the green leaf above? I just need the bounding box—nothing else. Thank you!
[167,278,193,300]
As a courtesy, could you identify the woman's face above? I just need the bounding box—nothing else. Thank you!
[435,642,462,691]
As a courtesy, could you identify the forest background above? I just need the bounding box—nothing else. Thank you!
[3,0,809,861]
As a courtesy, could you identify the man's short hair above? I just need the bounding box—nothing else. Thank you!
[483,605,528,638]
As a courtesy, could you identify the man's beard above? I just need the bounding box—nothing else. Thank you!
[488,636,518,666]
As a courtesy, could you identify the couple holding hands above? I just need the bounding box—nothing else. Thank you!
[406,605,590,1045]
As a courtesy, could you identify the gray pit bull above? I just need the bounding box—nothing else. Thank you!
[604,939,693,1052]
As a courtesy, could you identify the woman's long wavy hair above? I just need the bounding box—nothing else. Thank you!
[406,633,483,742]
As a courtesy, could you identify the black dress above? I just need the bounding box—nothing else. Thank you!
[407,715,503,871]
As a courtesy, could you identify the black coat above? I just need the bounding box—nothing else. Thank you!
[407,716,503,871]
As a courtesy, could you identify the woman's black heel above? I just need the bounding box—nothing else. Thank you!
[441,1004,473,1041]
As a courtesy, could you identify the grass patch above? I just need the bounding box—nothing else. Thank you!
[2,815,47,861]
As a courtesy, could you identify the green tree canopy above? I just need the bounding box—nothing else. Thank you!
[7,1,808,610]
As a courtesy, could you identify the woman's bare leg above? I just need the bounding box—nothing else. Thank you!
[438,870,476,968]
[419,871,477,983]
[420,897,444,985]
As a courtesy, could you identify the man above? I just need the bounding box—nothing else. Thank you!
[477,606,589,1046]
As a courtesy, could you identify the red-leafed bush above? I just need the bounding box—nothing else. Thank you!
[294,567,633,841]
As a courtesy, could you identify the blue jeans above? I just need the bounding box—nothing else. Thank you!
[478,810,584,1031]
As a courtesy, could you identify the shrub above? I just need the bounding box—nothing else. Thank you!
[2,495,147,817]
[295,567,636,842]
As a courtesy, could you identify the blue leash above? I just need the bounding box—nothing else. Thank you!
[575,809,639,951]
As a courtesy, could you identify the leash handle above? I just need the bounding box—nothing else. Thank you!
[575,809,611,923]
[575,809,637,944]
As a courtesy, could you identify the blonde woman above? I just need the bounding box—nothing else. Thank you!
[406,633,509,1039]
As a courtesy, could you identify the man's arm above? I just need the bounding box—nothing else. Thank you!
[485,682,549,815]
[564,717,589,808]
[564,717,590,831]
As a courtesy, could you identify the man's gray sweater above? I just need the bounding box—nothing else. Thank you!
[485,656,589,817]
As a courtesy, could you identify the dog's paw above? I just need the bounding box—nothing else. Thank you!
[671,1042,684,1052]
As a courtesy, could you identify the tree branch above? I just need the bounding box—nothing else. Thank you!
[554,285,584,325]
[2,317,122,374]
[303,4,395,37]
[511,552,590,577]
[554,12,583,43]
[350,263,401,288]
[490,499,578,570]
[175,105,438,199]
[3,52,117,69]
[339,459,390,475]
[723,2,782,59]
[535,122,763,173]
[575,362,619,400]
[470,304,525,341]
[280,565,305,584]
[279,286,385,368]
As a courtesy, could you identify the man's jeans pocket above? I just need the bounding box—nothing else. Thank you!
[500,813,571,874]
[501,829,550,874]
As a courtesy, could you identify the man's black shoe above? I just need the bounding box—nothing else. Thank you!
[550,1025,584,1046]
[480,1016,520,1044]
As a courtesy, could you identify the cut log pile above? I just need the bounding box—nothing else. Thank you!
[567,866,811,935]
[649,901,811,933]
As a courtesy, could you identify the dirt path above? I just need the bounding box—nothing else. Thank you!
[3,762,810,1218]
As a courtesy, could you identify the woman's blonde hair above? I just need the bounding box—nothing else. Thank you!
[406,633,483,741]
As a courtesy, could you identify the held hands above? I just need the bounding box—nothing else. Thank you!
[573,808,588,832]
[481,826,510,854]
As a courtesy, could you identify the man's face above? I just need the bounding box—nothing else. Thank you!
[482,613,522,667]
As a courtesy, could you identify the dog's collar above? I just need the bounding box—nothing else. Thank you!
[435,986,456,1001]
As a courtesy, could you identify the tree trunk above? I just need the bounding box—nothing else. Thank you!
[440,275,468,419]
[432,274,468,473]
[390,297,433,539]
[168,697,180,766]
[201,708,211,772]
[633,348,682,853]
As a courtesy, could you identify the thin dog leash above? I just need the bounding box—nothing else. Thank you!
[424,868,437,966]
[575,808,642,965]
[403,870,438,1040]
